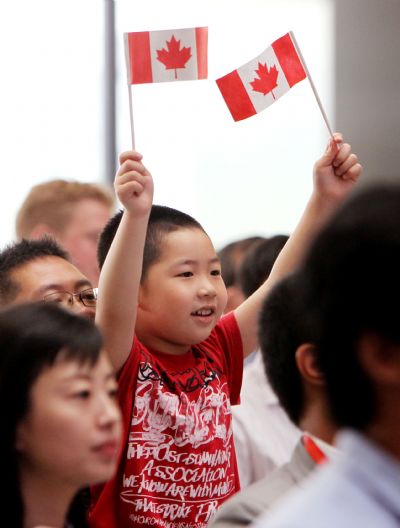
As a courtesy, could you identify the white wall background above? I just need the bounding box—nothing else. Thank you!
[0,0,333,251]
[115,0,334,249]
[0,1,104,246]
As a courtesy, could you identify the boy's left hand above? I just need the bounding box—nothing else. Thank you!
[313,132,362,203]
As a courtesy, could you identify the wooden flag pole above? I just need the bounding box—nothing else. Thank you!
[289,31,334,139]
[127,84,136,150]
[124,33,136,150]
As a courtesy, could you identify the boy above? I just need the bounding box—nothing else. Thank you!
[211,272,338,528]
[231,236,302,488]
[90,136,361,528]
[255,183,400,527]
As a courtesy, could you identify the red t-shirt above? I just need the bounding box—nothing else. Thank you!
[89,312,243,528]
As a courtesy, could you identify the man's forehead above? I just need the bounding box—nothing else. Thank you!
[35,278,92,296]
[12,256,92,297]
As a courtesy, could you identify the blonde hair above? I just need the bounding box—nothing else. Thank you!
[16,179,115,239]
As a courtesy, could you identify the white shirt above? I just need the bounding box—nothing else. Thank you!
[233,352,302,487]
[254,429,400,527]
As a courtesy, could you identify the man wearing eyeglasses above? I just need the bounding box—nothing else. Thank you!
[0,237,97,320]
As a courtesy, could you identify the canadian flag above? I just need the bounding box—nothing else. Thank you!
[124,27,208,84]
[216,32,306,121]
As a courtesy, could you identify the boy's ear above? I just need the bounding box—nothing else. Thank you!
[357,333,400,386]
[295,343,325,387]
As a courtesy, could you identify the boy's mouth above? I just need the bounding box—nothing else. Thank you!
[191,308,215,317]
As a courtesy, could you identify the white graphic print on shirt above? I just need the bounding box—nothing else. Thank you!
[120,351,237,528]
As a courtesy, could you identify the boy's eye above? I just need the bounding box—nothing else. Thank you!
[178,271,193,277]
[210,269,221,276]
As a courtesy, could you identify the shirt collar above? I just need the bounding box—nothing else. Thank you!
[312,434,340,461]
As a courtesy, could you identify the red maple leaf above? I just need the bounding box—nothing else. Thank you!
[250,62,279,97]
[156,35,192,79]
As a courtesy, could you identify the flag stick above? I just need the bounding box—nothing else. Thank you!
[124,33,136,150]
[289,31,334,139]
[127,84,136,150]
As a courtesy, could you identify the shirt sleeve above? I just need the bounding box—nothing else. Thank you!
[207,312,244,405]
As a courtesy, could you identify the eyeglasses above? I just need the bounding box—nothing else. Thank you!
[43,287,98,308]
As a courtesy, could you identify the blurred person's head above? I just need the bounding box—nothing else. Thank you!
[300,183,400,455]
[16,179,115,285]
[0,302,122,528]
[239,235,289,298]
[0,238,96,320]
[259,273,335,443]
[218,236,264,312]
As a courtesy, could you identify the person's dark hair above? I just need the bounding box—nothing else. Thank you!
[258,272,318,424]
[97,205,206,281]
[0,237,69,305]
[0,302,102,528]
[238,235,289,298]
[299,183,400,430]
[218,236,265,288]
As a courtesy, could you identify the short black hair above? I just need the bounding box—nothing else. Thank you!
[0,302,102,527]
[258,272,317,425]
[300,183,400,430]
[218,236,264,288]
[97,205,206,281]
[0,237,69,305]
[239,235,289,298]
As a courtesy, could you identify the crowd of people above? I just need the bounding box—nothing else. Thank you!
[2,132,400,528]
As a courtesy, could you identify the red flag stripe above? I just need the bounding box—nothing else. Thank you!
[195,27,208,80]
[272,33,306,87]
[127,32,153,84]
[216,70,256,122]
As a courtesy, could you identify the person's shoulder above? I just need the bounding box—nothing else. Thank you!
[244,461,300,504]
[211,464,299,528]
[254,458,376,528]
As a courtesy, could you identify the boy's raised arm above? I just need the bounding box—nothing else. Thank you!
[234,133,363,358]
[96,151,154,372]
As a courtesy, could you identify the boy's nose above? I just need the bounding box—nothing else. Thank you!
[198,279,217,297]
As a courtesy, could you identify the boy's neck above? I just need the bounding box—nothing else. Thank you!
[137,330,192,356]
[299,395,337,446]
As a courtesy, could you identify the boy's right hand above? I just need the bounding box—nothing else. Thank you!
[115,150,154,216]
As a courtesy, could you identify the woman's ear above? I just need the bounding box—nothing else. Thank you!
[295,343,325,387]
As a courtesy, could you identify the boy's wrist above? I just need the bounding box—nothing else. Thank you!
[307,190,341,223]
[122,206,152,220]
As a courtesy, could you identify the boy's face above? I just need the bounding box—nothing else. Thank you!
[137,228,228,355]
